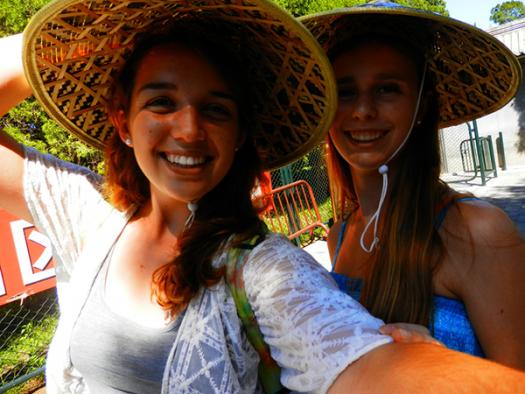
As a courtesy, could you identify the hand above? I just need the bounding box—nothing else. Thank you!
[380,323,444,347]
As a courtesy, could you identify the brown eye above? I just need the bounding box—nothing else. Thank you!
[376,84,401,95]
[338,87,357,101]
[146,96,175,112]
[202,103,233,120]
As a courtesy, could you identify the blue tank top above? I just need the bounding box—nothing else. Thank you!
[331,197,485,357]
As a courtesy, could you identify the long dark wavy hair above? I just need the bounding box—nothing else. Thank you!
[104,25,266,315]
[327,35,454,326]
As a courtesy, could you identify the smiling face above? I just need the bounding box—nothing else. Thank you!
[330,41,420,174]
[118,43,242,206]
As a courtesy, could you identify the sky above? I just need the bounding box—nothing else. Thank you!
[446,0,502,30]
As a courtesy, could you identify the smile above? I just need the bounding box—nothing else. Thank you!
[346,130,386,143]
[164,153,209,168]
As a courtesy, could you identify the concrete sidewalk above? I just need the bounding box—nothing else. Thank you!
[450,164,525,236]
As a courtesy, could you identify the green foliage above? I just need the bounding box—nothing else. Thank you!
[1,99,104,172]
[490,1,525,25]
[394,0,448,15]
[273,0,448,16]
[273,0,358,16]
[0,0,50,35]
[0,314,57,386]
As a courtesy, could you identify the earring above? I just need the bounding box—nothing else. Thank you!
[416,119,422,126]
[124,137,132,146]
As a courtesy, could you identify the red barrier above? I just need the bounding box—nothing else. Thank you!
[0,209,56,306]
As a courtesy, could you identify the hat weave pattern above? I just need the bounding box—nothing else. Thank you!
[301,4,521,128]
[24,0,336,169]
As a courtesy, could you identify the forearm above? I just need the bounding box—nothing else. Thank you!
[0,33,32,117]
[329,343,525,393]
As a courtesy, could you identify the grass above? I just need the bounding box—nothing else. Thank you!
[262,196,334,247]
[0,313,57,388]
[0,289,58,392]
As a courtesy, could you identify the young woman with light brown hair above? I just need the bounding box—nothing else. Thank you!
[302,1,525,369]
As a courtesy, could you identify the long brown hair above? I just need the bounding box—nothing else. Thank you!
[327,36,452,325]
[104,26,266,315]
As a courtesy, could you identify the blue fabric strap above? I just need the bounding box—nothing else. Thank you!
[434,197,479,230]
[331,220,348,271]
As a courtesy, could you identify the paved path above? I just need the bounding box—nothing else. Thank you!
[450,164,525,236]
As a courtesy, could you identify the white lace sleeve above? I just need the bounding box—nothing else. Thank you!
[23,147,112,277]
[243,234,392,393]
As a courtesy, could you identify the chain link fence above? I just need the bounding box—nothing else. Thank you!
[440,121,499,186]
[0,289,58,393]
[269,143,333,227]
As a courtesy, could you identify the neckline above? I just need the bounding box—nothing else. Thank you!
[100,245,181,332]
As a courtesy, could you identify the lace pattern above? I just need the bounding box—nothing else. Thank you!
[243,236,391,392]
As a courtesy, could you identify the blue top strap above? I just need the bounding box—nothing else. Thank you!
[331,220,348,271]
[332,195,480,270]
[434,197,479,230]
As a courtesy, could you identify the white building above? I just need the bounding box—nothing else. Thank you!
[455,19,525,168]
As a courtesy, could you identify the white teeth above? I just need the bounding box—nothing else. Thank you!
[349,131,384,142]
[165,154,206,166]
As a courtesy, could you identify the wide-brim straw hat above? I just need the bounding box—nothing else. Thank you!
[23,0,337,170]
[300,1,522,128]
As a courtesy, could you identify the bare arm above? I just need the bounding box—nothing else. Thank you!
[0,34,32,116]
[441,200,525,370]
[329,342,525,393]
[0,33,33,221]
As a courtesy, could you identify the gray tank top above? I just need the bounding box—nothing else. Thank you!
[70,251,182,393]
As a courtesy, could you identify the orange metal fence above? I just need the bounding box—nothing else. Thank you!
[260,180,328,245]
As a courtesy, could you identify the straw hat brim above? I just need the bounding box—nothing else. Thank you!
[23,0,337,170]
[300,3,522,128]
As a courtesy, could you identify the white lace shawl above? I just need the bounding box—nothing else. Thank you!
[23,148,391,393]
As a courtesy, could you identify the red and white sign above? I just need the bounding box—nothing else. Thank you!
[0,209,56,306]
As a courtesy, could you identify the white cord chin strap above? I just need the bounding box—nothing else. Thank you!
[359,66,427,253]
[184,201,198,229]
[359,164,389,253]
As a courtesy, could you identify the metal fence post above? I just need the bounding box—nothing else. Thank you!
[278,165,294,186]
[487,135,498,178]
[495,131,507,170]
[468,120,486,185]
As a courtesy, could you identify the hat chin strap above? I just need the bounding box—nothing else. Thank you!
[184,201,198,229]
[359,66,427,253]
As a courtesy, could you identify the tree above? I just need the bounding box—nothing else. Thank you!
[490,1,525,25]
[273,0,448,17]
[0,100,104,172]
[0,0,50,36]
[395,0,448,15]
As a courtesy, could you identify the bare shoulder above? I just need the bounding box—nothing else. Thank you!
[441,198,521,245]
[438,197,525,295]
[439,199,525,368]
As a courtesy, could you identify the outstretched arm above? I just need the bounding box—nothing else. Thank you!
[329,342,525,393]
[0,33,33,221]
[0,34,32,116]
[441,200,525,370]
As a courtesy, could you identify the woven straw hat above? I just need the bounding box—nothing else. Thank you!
[300,1,522,128]
[23,0,337,170]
